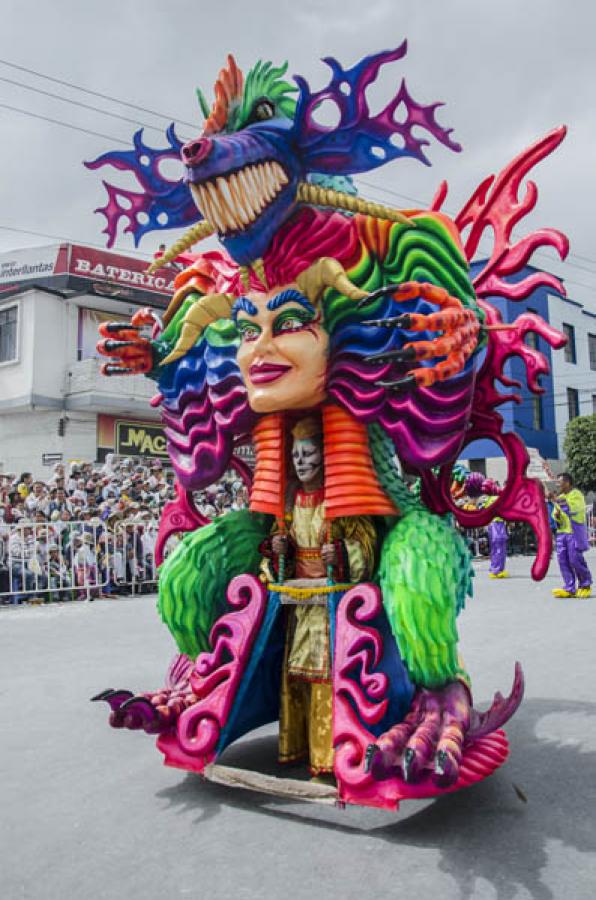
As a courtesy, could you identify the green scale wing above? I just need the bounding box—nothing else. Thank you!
[157,509,272,659]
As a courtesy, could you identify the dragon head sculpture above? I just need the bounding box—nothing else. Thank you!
[86,43,461,265]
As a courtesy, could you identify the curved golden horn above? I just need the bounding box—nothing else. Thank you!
[146,221,216,274]
[296,257,367,306]
[296,182,415,227]
[160,293,235,366]
[162,282,200,327]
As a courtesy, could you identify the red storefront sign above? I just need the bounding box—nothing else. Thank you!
[68,245,178,296]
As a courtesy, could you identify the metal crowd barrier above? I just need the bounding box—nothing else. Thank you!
[0,519,161,604]
[1,510,593,605]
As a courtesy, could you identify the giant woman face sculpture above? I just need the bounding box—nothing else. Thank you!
[234,285,329,413]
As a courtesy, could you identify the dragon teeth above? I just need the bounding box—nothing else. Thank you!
[274,162,288,186]
[229,173,252,225]
[206,183,226,232]
[193,160,288,234]
[216,177,241,230]
[236,170,257,220]
[262,163,276,200]
[245,166,262,204]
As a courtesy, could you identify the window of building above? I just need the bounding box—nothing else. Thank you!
[0,304,18,363]
[562,323,576,363]
[592,394,596,415]
[532,396,543,430]
[468,458,487,476]
[567,387,579,421]
[525,309,539,351]
[589,333,596,371]
[78,307,128,360]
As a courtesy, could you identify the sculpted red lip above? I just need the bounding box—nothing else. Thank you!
[249,363,291,384]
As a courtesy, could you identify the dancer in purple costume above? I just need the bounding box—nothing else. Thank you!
[550,473,592,598]
[488,517,509,578]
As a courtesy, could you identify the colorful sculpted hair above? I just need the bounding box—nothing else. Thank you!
[158,207,481,489]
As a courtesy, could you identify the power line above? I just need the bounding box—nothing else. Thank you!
[1,92,594,287]
[0,101,129,145]
[356,177,596,277]
[0,57,198,130]
[2,58,594,278]
[0,224,155,259]
[0,74,191,140]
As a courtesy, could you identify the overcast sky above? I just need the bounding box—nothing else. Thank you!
[1,0,595,308]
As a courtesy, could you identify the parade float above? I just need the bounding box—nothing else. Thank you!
[90,44,568,809]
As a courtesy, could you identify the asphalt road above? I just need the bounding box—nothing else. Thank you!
[2,552,596,900]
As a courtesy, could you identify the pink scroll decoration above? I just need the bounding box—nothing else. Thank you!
[154,451,254,565]
[166,574,267,768]
[333,584,509,810]
[155,480,207,566]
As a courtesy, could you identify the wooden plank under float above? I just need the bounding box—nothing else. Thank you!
[202,764,338,805]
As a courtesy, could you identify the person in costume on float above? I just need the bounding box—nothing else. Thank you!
[550,473,592,598]
[260,417,376,779]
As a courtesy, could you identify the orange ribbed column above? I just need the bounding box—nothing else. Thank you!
[322,404,398,518]
[249,413,286,518]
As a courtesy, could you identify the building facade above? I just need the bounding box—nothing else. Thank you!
[0,243,180,478]
[459,264,596,480]
[0,250,593,482]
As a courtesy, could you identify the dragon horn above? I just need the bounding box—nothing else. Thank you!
[296,257,367,305]
[160,292,235,366]
[146,221,216,274]
[296,182,415,227]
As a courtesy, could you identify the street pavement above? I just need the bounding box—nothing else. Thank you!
[2,551,596,900]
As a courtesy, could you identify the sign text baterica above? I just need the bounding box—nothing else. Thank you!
[73,258,176,293]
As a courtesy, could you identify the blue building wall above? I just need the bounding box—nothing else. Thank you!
[460,264,559,462]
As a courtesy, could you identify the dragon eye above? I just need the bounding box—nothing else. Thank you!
[251,99,275,122]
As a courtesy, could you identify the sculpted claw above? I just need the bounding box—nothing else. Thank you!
[433,749,458,787]
[376,374,418,391]
[402,747,416,782]
[362,314,413,330]
[356,285,400,309]
[102,322,142,334]
[102,364,136,376]
[366,346,417,365]
[90,688,133,711]
[364,743,380,774]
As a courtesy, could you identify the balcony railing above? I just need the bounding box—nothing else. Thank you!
[65,357,156,413]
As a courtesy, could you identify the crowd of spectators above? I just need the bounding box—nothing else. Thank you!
[0,455,171,604]
[0,455,249,605]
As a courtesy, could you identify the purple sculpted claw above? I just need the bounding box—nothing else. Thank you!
[90,688,133,712]
[368,668,524,787]
[368,681,472,787]
[90,654,198,733]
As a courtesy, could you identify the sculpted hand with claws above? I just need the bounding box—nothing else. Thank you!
[97,308,156,375]
[362,281,482,390]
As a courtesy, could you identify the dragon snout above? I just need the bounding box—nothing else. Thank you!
[181,137,213,166]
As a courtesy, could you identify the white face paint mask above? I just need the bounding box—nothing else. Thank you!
[292,437,322,484]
